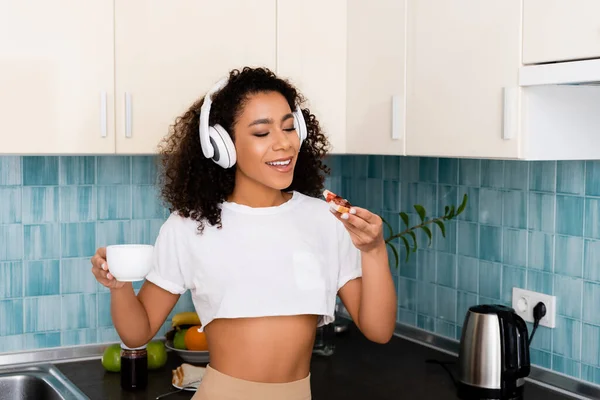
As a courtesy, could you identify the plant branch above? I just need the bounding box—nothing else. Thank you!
[381,193,468,268]
[384,216,449,243]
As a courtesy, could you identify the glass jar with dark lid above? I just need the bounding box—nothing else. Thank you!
[120,343,148,391]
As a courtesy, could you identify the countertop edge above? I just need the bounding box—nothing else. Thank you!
[1,316,599,399]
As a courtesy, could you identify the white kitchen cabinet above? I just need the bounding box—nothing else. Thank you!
[276,0,347,153]
[345,0,407,156]
[523,0,600,64]
[115,0,277,154]
[405,0,522,159]
[0,0,115,154]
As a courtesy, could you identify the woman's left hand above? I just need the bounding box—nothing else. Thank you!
[331,206,385,253]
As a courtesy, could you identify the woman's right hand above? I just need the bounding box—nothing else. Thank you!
[91,247,126,290]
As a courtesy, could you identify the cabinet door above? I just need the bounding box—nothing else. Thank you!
[406,0,522,159]
[0,1,115,154]
[523,0,600,64]
[277,0,347,153]
[115,0,277,154]
[346,0,407,155]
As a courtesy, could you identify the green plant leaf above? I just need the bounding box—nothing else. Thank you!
[408,231,418,252]
[400,235,411,262]
[414,205,426,222]
[444,206,450,217]
[434,220,446,238]
[457,193,468,215]
[421,225,432,246]
[382,217,394,239]
[387,243,399,269]
[448,206,456,219]
[400,212,410,227]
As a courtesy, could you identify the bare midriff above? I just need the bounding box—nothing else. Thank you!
[203,314,319,383]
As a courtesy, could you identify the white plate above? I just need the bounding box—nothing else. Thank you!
[172,381,200,391]
[165,340,210,364]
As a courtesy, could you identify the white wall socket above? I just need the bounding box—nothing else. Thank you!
[512,288,557,328]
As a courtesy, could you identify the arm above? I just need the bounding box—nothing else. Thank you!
[332,208,397,343]
[92,247,181,348]
[111,281,180,348]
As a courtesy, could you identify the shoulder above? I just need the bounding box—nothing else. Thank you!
[159,211,200,237]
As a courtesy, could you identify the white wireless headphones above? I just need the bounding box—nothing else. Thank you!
[198,77,308,169]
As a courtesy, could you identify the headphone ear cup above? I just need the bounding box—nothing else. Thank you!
[209,124,237,168]
[293,108,308,144]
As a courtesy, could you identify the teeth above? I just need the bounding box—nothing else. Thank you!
[267,159,291,166]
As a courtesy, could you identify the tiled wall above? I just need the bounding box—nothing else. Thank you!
[2,153,600,388]
[325,155,600,387]
[0,156,192,353]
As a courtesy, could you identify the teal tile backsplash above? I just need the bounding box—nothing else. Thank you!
[0,156,193,353]
[325,155,600,386]
[2,154,600,388]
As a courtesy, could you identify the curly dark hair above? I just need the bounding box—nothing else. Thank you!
[158,66,331,232]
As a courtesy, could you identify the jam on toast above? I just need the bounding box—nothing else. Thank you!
[323,189,352,213]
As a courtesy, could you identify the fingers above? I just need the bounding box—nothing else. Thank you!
[332,209,369,231]
[97,246,106,260]
[330,210,367,240]
[91,247,121,289]
[91,263,109,283]
[346,206,378,222]
[91,251,106,270]
[91,265,122,289]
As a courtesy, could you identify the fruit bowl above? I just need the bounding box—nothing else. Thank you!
[165,340,210,364]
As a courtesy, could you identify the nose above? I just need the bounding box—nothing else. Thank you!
[272,128,294,151]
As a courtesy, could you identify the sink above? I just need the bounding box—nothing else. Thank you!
[0,364,89,400]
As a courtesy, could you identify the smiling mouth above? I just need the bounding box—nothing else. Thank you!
[265,157,293,172]
[266,158,292,166]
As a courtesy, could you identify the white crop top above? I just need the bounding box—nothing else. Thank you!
[145,191,362,331]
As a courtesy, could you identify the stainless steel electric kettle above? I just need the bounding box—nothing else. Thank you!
[457,304,531,400]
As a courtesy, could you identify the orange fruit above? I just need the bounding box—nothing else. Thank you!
[184,325,208,351]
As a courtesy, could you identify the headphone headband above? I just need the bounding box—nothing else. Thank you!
[198,75,307,169]
[199,78,228,158]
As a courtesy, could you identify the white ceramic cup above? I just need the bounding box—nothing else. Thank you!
[106,244,154,282]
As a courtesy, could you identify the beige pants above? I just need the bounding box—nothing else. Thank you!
[191,364,311,400]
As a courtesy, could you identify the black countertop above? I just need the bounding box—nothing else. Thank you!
[56,323,576,400]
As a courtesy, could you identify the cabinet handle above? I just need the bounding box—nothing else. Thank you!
[503,87,519,140]
[100,91,107,138]
[391,95,402,140]
[125,92,132,138]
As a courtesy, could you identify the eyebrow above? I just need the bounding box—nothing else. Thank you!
[248,113,294,127]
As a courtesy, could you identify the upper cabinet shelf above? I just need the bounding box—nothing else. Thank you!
[0,0,405,157]
[114,0,276,155]
[403,0,600,161]
[0,1,115,154]
[3,0,600,160]
[276,0,348,154]
[345,0,407,156]
[405,0,522,159]
[523,0,600,65]
[0,0,276,155]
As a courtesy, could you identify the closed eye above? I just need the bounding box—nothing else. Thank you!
[254,132,269,137]
[283,128,296,132]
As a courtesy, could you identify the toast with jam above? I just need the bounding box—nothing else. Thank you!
[323,189,352,213]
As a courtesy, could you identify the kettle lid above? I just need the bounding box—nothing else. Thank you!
[468,304,515,314]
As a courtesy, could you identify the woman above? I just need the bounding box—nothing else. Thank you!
[91,67,397,399]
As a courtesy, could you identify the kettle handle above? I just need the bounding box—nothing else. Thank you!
[498,310,531,383]
[514,314,531,378]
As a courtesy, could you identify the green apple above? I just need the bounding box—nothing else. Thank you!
[101,344,121,373]
[147,340,167,370]
[174,328,187,350]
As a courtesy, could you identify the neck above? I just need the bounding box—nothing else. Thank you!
[228,172,291,208]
